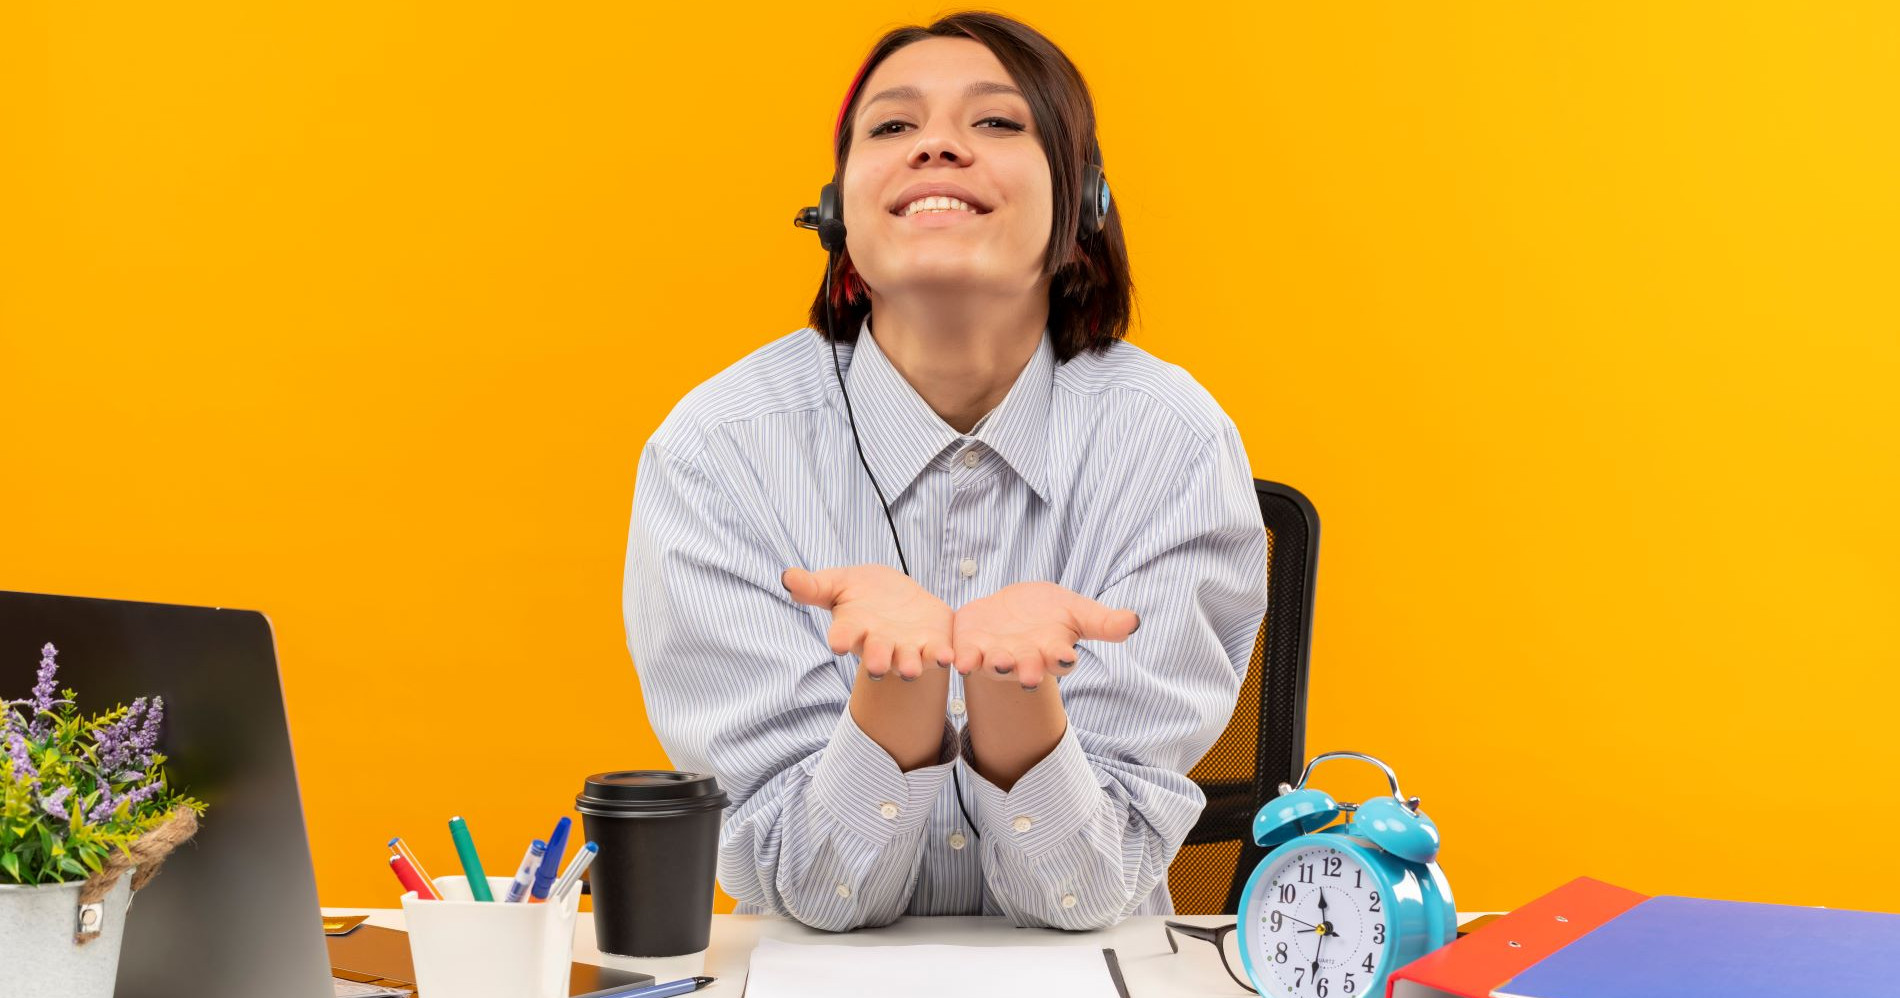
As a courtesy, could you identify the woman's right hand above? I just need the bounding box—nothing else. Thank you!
[782,564,956,681]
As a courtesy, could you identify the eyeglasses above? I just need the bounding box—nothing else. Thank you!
[1164,920,1257,994]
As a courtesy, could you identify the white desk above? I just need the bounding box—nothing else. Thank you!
[321,908,1488,998]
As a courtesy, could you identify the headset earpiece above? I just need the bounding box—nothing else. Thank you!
[816,182,846,253]
[794,181,848,253]
[1080,160,1111,236]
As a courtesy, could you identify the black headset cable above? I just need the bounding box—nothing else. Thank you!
[824,251,980,840]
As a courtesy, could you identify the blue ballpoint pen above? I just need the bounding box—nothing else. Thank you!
[503,839,546,904]
[530,816,571,903]
[572,976,715,998]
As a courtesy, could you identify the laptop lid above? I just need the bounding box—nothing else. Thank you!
[0,590,333,998]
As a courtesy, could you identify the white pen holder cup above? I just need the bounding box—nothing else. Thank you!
[400,875,580,998]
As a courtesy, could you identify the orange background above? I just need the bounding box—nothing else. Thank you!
[2,2,1896,915]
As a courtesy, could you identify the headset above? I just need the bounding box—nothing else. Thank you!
[795,155,1111,256]
[792,69,1114,843]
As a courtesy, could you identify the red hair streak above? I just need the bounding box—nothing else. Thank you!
[831,54,875,149]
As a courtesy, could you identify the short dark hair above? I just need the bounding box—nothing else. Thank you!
[806,10,1134,362]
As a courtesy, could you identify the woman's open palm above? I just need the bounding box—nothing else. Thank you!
[952,581,1139,689]
[782,564,956,680]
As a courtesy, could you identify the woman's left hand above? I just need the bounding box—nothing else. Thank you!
[951,582,1140,690]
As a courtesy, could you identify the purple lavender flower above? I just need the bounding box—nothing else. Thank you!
[94,720,125,772]
[27,642,60,739]
[87,778,165,824]
[114,779,165,814]
[32,644,58,708]
[41,785,72,822]
[5,729,37,789]
[94,697,151,775]
[134,695,165,756]
[87,784,117,824]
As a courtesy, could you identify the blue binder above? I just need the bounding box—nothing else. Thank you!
[1493,895,1900,998]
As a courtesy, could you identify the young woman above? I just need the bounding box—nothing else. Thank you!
[624,11,1267,931]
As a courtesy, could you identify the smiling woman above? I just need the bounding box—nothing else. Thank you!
[624,10,1268,934]
[807,12,1132,365]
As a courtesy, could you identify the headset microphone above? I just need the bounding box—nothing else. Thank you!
[795,157,1110,253]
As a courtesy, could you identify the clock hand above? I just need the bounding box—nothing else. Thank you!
[1309,887,1329,990]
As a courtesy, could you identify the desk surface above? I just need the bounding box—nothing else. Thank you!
[321,908,1489,998]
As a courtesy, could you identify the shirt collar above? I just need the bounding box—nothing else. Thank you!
[840,317,1054,504]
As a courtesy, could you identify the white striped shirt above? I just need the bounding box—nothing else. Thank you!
[622,319,1268,931]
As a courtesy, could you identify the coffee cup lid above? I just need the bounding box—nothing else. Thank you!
[577,770,729,817]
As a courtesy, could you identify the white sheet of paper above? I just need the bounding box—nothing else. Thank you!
[744,938,1122,998]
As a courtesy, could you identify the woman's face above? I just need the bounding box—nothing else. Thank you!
[842,37,1053,305]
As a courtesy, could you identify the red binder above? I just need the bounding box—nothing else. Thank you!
[1385,877,1649,998]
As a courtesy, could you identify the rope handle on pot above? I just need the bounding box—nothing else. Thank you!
[73,808,199,945]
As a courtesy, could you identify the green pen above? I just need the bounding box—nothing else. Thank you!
[448,816,493,901]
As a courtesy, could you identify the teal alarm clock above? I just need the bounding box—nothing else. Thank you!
[1235,752,1456,997]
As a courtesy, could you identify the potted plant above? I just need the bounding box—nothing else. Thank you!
[1,642,205,998]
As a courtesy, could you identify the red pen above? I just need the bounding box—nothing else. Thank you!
[389,854,442,900]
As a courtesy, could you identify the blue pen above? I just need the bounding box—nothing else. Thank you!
[530,816,571,903]
[571,976,715,998]
[503,839,546,904]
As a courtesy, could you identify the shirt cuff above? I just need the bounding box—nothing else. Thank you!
[959,721,1102,859]
[810,710,957,846]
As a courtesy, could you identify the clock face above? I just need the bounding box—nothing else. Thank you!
[1245,844,1390,998]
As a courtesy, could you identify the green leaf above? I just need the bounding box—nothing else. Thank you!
[79,848,104,874]
[58,856,86,878]
[0,850,19,882]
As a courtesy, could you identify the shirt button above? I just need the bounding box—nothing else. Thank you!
[948,697,966,716]
[879,802,899,819]
[1012,815,1033,833]
[959,558,977,578]
[948,831,967,850]
[961,449,980,468]
[835,883,852,899]
[1061,893,1078,909]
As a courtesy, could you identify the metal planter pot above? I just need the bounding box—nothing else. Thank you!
[0,873,135,998]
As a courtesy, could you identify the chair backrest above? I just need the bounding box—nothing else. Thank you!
[1166,479,1318,914]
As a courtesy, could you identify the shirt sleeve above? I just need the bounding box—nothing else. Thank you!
[959,422,1269,929]
[623,437,959,931]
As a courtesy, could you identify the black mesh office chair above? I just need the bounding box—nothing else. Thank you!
[1167,478,1318,915]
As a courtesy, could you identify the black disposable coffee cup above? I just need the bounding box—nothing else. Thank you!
[576,770,729,957]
